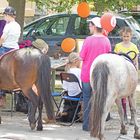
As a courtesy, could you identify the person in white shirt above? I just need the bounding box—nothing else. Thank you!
[57,52,82,122]
[0,6,21,55]
[62,52,82,97]
[0,6,21,105]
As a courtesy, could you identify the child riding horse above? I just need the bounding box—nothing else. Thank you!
[0,39,55,130]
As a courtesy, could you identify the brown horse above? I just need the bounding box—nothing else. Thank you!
[0,47,55,130]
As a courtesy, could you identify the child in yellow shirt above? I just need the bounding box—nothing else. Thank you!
[114,26,139,123]
[114,27,139,69]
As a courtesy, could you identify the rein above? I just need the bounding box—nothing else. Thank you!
[110,51,137,67]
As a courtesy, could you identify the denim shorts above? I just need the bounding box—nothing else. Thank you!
[0,46,13,56]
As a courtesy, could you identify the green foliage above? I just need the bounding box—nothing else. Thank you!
[28,0,140,13]
[87,0,140,13]
[29,0,78,12]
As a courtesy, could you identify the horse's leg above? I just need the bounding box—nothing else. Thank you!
[36,96,43,131]
[121,98,128,124]
[28,99,37,130]
[128,94,140,139]
[128,95,134,125]
[23,88,38,130]
[115,98,127,135]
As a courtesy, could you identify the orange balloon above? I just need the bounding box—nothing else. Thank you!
[77,2,90,18]
[101,13,116,32]
[61,38,76,53]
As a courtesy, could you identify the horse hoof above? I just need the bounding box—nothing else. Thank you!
[130,120,134,125]
[37,127,43,131]
[134,133,140,139]
[120,129,127,135]
[30,123,36,130]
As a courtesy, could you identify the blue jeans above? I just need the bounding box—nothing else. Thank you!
[0,47,13,56]
[82,82,92,131]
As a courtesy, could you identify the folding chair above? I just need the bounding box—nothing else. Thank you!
[56,72,83,126]
[51,68,64,111]
[1,89,21,117]
[51,91,63,110]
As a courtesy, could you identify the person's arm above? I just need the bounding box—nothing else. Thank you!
[0,37,4,46]
[80,38,88,61]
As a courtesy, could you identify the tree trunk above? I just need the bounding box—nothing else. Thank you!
[9,0,25,41]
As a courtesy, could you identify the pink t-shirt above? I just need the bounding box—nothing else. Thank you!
[80,35,111,82]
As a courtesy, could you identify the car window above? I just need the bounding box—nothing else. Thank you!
[74,17,89,35]
[125,17,140,31]
[46,16,70,36]
[109,18,128,36]
[23,22,36,37]
[35,18,53,36]
[23,18,53,38]
[108,25,120,36]
[133,16,140,24]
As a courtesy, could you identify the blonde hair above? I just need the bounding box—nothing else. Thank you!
[120,26,132,36]
[65,52,80,72]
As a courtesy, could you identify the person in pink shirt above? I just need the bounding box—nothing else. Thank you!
[80,17,111,131]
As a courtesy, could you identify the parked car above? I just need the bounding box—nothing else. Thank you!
[23,12,140,57]
[130,11,140,25]
[118,10,140,25]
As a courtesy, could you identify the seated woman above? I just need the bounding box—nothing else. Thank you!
[57,52,82,122]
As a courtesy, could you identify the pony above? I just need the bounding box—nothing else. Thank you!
[0,47,55,130]
[90,53,140,140]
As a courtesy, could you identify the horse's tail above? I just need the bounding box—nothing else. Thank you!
[90,62,110,138]
[37,54,54,120]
